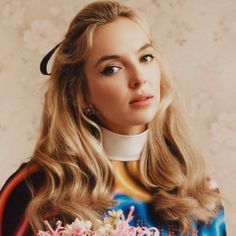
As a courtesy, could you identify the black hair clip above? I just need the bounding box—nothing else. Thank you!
[40,43,61,75]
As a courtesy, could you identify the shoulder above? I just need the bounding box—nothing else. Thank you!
[0,161,44,236]
[0,161,43,197]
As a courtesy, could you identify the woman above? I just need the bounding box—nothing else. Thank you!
[0,0,227,235]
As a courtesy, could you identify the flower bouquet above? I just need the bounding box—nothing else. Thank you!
[38,206,160,236]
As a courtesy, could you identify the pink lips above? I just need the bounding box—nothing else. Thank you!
[129,95,154,105]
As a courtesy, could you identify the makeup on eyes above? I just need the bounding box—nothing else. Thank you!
[95,42,155,69]
[100,53,156,76]
[101,64,122,76]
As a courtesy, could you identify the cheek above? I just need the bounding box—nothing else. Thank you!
[89,82,122,108]
[149,64,161,90]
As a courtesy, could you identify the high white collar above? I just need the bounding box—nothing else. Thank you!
[101,127,149,161]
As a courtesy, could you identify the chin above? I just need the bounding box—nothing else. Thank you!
[129,113,157,126]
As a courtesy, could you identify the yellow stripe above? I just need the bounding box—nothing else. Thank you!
[112,161,152,202]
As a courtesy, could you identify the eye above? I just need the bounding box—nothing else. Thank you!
[140,54,154,63]
[101,65,121,76]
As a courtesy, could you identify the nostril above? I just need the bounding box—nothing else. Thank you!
[130,78,146,88]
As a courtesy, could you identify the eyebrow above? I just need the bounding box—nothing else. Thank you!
[94,42,153,68]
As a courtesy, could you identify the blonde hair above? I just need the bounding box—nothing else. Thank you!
[27,0,221,233]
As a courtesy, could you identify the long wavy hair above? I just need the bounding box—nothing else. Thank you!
[27,0,221,233]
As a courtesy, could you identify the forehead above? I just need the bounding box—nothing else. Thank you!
[88,17,150,58]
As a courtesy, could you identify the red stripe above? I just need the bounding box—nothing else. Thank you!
[15,216,30,236]
[0,163,39,236]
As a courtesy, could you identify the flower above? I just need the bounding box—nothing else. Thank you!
[63,218,92,235]
[104,209,123,227]
[37,206,160,236]
[38,220,63,236]
[95,223,113,236]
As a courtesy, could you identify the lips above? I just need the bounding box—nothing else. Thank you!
[129,95,154,104]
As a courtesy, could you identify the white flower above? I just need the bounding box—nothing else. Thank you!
[104,209,123,227]
[37,206,160,235]
[107,209,123,218]
[63,218,92,234]
[96,224,113,235]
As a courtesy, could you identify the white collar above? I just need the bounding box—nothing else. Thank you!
[101,127,149,161]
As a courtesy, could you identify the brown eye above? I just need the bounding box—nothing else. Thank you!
[101,66,121,76]
[141,54,154,63]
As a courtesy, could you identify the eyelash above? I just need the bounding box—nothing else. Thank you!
[101,54,155,76]
[140,54,155,63]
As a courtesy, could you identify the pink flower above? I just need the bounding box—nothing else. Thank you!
[70,226,83,236]
[38,220,63,236]
[37,206,160,236]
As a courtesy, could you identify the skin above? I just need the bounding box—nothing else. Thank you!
[84,17,161,135]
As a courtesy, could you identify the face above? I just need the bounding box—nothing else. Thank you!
[84,17,161,135]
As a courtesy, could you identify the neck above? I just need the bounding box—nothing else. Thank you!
[100,126,149,161]
[101,124,148,135]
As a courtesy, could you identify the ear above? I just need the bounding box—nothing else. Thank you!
[82,96,94,109]
[83,95,90,105]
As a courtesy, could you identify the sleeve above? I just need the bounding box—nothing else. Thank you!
[196,177,227,235]
[198,207,227,236]
[0,162,43,236]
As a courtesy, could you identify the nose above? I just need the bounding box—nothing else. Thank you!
[129,67,146,88]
